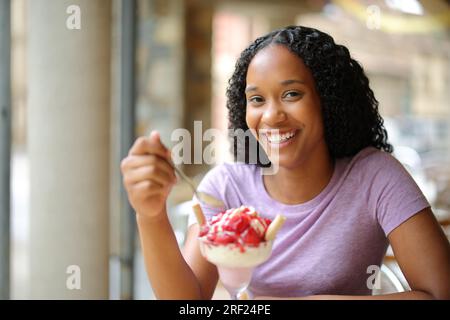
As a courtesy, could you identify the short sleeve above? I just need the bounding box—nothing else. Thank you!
[187,165,230,227]
[369,153,430,236]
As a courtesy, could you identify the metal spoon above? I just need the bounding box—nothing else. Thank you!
[168,161,225,209]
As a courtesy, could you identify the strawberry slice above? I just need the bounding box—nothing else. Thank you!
[200,206,272,247]
[242,228,261,245]
[215,232,237,245]
[224,213,250,233]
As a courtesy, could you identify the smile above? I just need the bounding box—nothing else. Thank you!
[262,129,299,145]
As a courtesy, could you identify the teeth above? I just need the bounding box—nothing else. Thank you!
[266,131,296,143]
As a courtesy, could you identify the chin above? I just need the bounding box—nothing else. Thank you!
[267,154,301,170]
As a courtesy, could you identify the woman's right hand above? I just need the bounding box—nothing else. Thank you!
[120,131,177,220]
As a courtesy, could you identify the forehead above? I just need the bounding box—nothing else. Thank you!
[246,44,313,85]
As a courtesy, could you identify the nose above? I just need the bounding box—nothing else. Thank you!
[261,101,287,126]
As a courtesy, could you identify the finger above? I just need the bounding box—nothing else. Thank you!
[121,155,176,180]
[149,131,167,152]
[121,155,149,172]
[151,134,178,172]
[128,136,168,159]
[128,131,169,159]
[131,180,166,197]
[149,131,174,162]
[125,167,173,187]
[125,164,175,187]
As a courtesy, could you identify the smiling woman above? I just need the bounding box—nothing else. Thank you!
[123,25,450,300]
[245,45,326,171]
[227,26,392,165]
[189,26,450,299]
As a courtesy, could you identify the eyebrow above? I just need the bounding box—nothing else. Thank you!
[245,79,306,93]
[280,79,306,86]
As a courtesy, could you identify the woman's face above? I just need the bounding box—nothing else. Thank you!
[245,44,327,169]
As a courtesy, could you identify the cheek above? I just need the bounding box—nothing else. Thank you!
[296,97,323,130]
[305,107,326,138]
[245,107,258,129]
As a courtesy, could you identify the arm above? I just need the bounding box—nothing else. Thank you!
[136,213,218,299]
[258,208,450,300]
[136,211,200,299]
[122,132,218,299]
[384,207,450,299]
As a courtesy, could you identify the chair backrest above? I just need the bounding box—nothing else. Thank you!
[372,264,406,295]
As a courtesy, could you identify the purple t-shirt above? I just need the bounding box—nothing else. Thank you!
[191,147,430,297]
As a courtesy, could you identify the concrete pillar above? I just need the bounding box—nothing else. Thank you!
[28,0,111,299]
[0,0,11,300]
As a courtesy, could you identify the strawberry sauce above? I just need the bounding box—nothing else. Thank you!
[199,206,272,252]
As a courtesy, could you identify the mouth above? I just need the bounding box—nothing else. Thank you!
[260,129,299,147]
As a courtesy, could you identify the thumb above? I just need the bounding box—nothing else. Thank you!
[149,130,171,160]
[149,130,163,145]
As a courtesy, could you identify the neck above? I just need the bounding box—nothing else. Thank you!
[263,144,334,205]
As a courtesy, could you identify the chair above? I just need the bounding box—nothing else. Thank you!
[372,263,406,295]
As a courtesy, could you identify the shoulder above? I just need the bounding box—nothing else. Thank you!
[345,146,428,210]
[348,148,431,236]
[339,146,413,196]
[348,146,405,176]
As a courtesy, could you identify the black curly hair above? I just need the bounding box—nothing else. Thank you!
[226,25,392,165]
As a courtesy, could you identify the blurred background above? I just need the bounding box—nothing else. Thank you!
[0,0,449,299]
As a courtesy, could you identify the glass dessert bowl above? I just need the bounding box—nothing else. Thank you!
[195,205,286,299]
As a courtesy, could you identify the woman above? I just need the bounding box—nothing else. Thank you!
[121,26,450,299]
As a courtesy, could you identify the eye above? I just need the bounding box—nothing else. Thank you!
[247,96,264,105]
[283,91,303,100]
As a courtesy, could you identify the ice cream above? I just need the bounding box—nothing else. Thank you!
[194,204,286,299]
[198,206,277,268]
